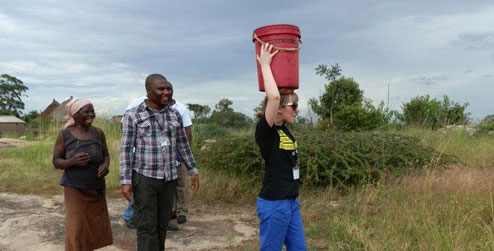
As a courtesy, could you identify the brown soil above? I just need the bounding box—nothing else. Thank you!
[0,193,258,251]
[0,138,36,149]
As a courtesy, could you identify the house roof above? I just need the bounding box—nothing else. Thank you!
[0,116,26,123]
[36,96,73,121]
[38,99,61,117]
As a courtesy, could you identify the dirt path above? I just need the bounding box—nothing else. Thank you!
[0,193,258,251]
[0,138,36,149]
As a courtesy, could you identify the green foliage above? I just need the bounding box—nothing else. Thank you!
[198,128,459,190]
[209,110,253,128]
[195,134,264,185]
[309,76,363,121]
[477,114,494,133]
[22,110,39,123]
[209,98,253,128]
[297,129,458,189]
[215,98,234,112]
[186,103,211,122]
[315,63,342,82]
[399,95,470,129]
[0,74,29,117]
[193,123,229,146]
[309,64,392,131]
[332,100,391,131]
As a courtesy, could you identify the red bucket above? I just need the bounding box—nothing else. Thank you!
[253,24,301,92]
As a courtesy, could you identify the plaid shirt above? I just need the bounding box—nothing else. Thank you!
[119,101,198,185]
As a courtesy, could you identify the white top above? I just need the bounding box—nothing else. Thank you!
[125,96,192,127]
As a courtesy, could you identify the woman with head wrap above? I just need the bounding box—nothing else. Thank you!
[52,99,113,251]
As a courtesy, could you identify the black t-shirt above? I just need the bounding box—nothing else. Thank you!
[255,116,299,200]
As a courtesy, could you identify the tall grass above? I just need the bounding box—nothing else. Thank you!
[2,122,494,249]
[0,117,123,195]
[388,127,494,168]
[302,168,494,250]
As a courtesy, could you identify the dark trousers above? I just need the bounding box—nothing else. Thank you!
[132,172,176,251]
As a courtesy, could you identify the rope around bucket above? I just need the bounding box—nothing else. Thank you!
[253,33,301,52]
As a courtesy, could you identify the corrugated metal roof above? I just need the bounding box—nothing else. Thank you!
[0,116,26,123]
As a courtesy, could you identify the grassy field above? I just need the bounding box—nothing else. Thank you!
[1,121,494,250]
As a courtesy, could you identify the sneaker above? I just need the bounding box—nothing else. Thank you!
[177,215,187,224]
[167,223,179,231]
[125,220,136,229]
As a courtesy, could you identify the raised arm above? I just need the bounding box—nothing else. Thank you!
[257,43,279,127]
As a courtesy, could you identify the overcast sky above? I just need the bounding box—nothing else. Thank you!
[1,0,493,120]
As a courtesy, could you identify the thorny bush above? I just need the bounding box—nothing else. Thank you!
[196,129,460,190]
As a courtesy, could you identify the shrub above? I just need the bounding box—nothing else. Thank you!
[477,114,494,133]
[197,129,460,190]
[308,64,393,131]
[193,123,229,149]
[399,95,470,129]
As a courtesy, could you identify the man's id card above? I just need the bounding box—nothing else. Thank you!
[159,135,170,147]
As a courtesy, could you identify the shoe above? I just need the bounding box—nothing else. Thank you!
[125,220,136,229]
[177,215,187,224]
[171,214,177,220]
[167,223,179,231]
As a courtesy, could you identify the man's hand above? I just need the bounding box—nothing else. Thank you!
[190,175,199,193]
[121,184,132,202]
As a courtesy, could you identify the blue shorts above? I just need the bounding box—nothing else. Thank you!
[257,197,307,251]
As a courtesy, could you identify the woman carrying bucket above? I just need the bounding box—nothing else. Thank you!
[254,39,307,250]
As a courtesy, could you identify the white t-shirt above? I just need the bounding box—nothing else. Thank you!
[125,95,192,127]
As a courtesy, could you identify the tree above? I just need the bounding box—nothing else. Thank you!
[22,110,39,123]
[215,98,233,112]
[0,74,29,117]
[309,64,364,128]
[478,114,494,133]
[210,98,252,128]
[399,95,469,129]
[186,103,211,122]
[315,63,342,82]
[309,64,392,131]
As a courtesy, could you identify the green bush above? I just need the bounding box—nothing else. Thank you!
[197,129,460,190]
[193,123,229,148]
[477,114,494,133]
[399,95,469,129]
[209,110,253,128]
[308,64,393,131]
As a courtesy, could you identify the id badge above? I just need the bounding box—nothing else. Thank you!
[292,165,300,180]
[160,136,170,147]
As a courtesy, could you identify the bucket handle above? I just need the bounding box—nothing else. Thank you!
[253,33,301,52]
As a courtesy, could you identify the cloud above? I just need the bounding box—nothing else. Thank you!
[452,32,494,50]
[1,0,493,121]
[411,76,448,86]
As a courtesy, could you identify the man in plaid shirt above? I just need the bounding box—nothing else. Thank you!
[119,73,199,251]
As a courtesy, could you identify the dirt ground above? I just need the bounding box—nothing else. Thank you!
[0,138,36,148]
[0,193,259,251]
[0,138,259,250]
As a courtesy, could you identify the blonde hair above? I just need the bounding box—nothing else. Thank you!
[256,93,298,118]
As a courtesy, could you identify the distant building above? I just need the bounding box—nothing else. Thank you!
[0,116,26,136]
[112,115,123,123]
[36,96,73,122]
